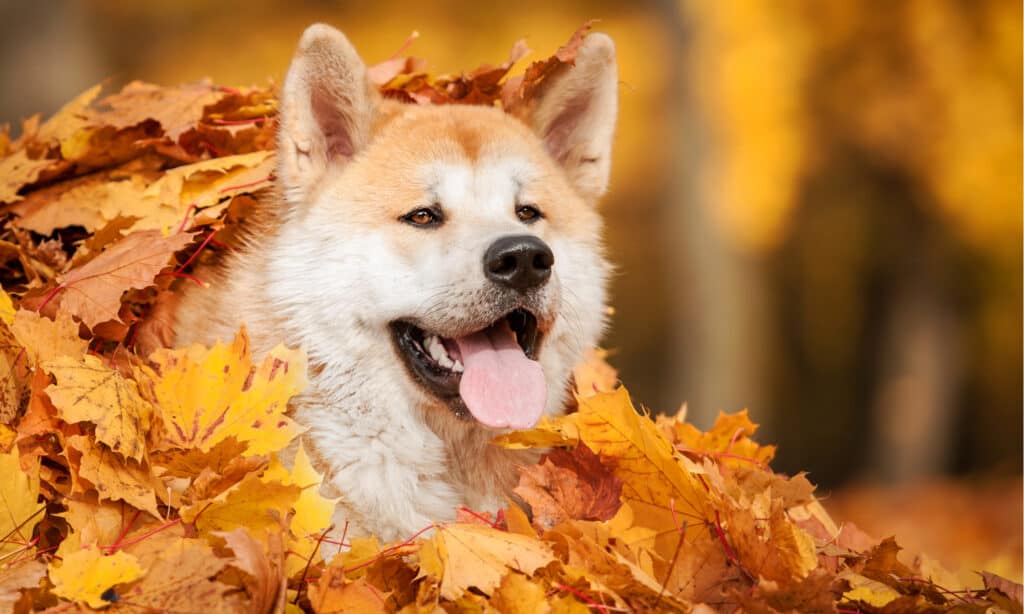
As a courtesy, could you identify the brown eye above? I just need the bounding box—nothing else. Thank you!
[401,206,443,228]
[516,204,542,223]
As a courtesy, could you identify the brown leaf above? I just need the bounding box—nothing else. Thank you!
[502,21,595,114]
[981,571,1023,604]
[218,528,287,614]
[0,150,56,204]
[117,537,235,614]
[85,81,227,142]
[514,444,622,531]
[53,229,195,329]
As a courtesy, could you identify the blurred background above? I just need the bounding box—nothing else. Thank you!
[1,0,1020,579]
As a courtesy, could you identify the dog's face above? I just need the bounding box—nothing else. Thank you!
[270,25,617,430]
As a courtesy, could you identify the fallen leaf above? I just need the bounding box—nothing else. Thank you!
[0,289,14,324]
[85,81,227,142]
[419,523,555,600]
[142,328,306,455]
[67,434,162,517]
[0,559,46,612]
[11,310,87,367]
[179,472,300,539]
[514,444,622,531]
[839,571,901,608]
[49,547,144,609]
[44,354,152,462]
[309,574,389,614]
[54,229,195,329]
[116,536,234,613]
[218,528,286,614]
[0,447,41,559]
[0,150,55,204]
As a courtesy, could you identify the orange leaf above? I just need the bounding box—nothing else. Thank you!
[54,229,194,328]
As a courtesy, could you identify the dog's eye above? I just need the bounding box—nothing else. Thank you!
[516,204,542,224]
[401,207,443,228]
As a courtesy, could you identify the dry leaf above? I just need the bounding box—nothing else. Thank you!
[419,523,555,600]
[11,310,88,366]
[0,150,55,204]
[514,444,622,531]
[54,229,195,329]
[0,447,41,559]
[45,354,152,462]
[142,329,306,455]
[49,547,144,609]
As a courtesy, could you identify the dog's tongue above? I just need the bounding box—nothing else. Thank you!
[453,320,546,429]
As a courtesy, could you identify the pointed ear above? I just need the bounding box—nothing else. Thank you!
[277,24,377,206]
[524,33,618,203]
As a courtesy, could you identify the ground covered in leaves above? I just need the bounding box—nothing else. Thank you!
[0,24,1020,613]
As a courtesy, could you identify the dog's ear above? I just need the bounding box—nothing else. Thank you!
[523,33,618,203]
[278,24,377,206]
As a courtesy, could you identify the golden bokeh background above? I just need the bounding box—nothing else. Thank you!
[1,0,1020,576]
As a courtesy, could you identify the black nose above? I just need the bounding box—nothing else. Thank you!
[484,235,554,290]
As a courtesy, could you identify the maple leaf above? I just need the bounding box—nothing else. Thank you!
[142,328,306,455]
[309,574,389,614]
[0,290,14,324]
[9,169,149,235]
[0,150,56,204]
[418,523,555,600]
[67,434,162,517]
[0,559,46,612]
[10,310,88,366]
[51,229,195,329]
[663,408,776,469]
[0,326,27,425]
[514,444,623,531]
[34,84,103,147]
[179,472,300,539]
[263,443,339,578]
[0,447,42,559]
[49,547,145,609]
[44,355,152,462]
[217,528,287,614]
[83,81,228,142]
[137,150,274,232]
[118,537,235,613]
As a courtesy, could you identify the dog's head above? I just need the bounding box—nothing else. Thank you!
[269,24,617,430]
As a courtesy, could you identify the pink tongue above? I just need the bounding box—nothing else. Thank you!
[452,320,546,429]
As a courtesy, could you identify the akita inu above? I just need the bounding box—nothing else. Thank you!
[174,24,618,541]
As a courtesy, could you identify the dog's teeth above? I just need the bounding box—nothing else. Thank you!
[425,334,448,364]
[452,359,464,373]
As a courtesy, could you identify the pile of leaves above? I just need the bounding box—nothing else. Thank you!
[0,23,1020,613]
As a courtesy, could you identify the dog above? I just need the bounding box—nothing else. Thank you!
[173,23,618,541]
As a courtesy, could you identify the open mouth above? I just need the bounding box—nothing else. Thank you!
[390,309,547,429]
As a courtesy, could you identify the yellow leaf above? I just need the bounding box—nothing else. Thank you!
[49,547,144,609]
[0,289,14,324]
[138,151,274,232]
[568,388,708,538]
[266,443,340,577]
[45,354,152,462]
[143,329,306,455]
[490,571,550,614]
[0,447,41,559]
[67,435,162,517]
[662,409,776,468]
[840,571,902,608]
[420,524,555,600]
[11,310,88,365]
[179,472,300,539]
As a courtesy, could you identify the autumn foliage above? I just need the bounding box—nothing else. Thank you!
[0,24,1019,613]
